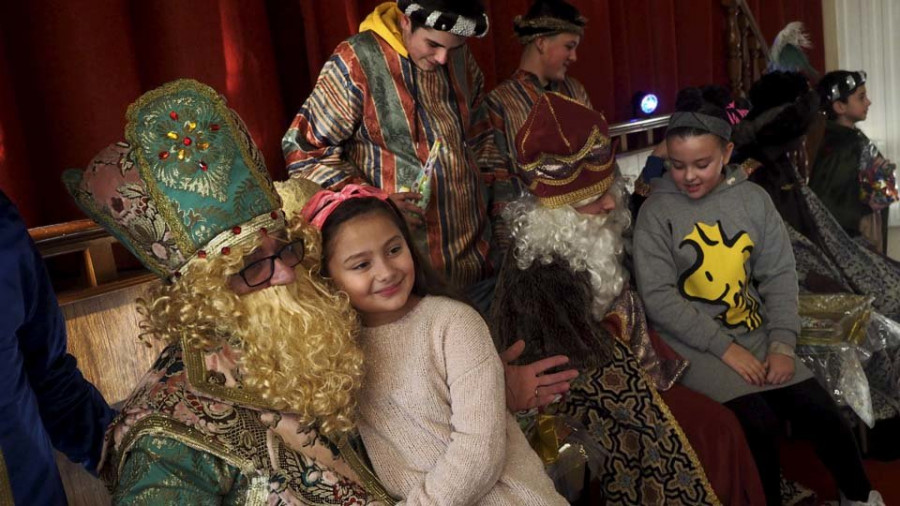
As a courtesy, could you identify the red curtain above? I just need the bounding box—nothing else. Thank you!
[0,0,823,228]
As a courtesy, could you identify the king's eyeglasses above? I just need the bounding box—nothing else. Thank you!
[235,238,305,288]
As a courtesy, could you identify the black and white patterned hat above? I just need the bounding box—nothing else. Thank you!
[397,0,490,38]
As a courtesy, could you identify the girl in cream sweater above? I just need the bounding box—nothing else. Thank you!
[301,185,565,506]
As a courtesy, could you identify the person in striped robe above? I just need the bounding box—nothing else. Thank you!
[477,0,593,250]
[283,0,501,310]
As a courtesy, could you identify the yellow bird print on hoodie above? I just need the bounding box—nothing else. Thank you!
[678,221,763,330]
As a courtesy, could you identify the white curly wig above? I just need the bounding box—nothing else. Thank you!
[504,178,631,319]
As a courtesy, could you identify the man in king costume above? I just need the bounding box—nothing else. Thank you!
[64,79,393,504]
[490,92,765,505]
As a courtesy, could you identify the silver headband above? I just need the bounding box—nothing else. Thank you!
[827,70,867,102]
[667,112,733,140]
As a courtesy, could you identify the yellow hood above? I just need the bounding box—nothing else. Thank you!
[359,2,408,58]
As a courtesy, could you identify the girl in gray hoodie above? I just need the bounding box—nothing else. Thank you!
[633,93,881,506]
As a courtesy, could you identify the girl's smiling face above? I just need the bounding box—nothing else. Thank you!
[325,210,417,327]
[666,134,734,199]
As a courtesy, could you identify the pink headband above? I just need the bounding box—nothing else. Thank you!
[725,101,750,126]
[301,184,391,229]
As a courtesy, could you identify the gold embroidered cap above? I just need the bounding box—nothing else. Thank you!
[515,92,616,208]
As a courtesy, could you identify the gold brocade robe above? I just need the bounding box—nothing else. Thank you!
[100,341,393,505]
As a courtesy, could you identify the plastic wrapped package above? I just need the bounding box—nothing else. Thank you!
[796,342,874,427]
[798,294,873,346]
[795,295,900,423]
[518,412,605,501]
[797,294,875,427]
[863,311,900,355]
[398,138,442,210]
[862,312,900,419]
[858,140,899,210]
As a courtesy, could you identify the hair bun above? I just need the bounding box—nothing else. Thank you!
[674,87,705,113]
[674,86,732,123]
[702,85,734,109]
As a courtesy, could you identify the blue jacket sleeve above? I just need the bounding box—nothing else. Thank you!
[0,191,114,481]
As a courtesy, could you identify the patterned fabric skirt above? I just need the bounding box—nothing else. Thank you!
[548,342,719,505]
[794,182,900,319]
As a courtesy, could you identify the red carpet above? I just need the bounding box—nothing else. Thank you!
[781,439,900,504]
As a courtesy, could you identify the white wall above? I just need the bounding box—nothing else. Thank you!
[616,148,654,189]
[823,0,900,225]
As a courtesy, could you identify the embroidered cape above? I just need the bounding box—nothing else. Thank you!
[101,342,393,505]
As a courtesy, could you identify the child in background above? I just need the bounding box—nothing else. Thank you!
[301,185,566,505]
[810,70,899,252]
[633,93,882,506]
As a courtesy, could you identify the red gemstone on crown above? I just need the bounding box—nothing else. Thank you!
[183,137,192,146]
[199,161,208,172]
[221,247,231,255]
[270,211,279,219]
[210,124,220,131]
[232,226,242,235]
[197,250,207,259]
[169,111,179,120]
[260,227,268,236]
[159,151,169,160]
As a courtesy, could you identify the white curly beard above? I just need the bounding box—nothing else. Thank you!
[504,179,631,320]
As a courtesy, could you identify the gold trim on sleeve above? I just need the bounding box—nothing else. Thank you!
[113,414,257,482]
[180,334,278,410]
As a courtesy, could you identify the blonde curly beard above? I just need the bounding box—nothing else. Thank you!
[505,178,631,320]
[137,219,364,435]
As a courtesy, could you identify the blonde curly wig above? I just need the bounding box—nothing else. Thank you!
[137,217,364,435]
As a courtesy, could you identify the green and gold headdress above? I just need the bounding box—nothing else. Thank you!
[64,79,285,279]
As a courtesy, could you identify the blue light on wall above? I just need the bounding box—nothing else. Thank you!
[640,94,659,115]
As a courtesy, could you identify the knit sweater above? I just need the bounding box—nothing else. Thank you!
[357,295,565,506]
[633,165,813,402]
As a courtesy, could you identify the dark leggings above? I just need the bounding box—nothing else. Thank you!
[724,379,871,505]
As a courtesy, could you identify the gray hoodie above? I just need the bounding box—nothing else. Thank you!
[633,165,812,402]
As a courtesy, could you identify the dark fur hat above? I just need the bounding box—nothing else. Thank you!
[733,71,820,149]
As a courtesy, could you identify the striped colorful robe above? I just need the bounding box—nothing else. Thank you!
[283,31,495,288]
[478,70,593,248]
